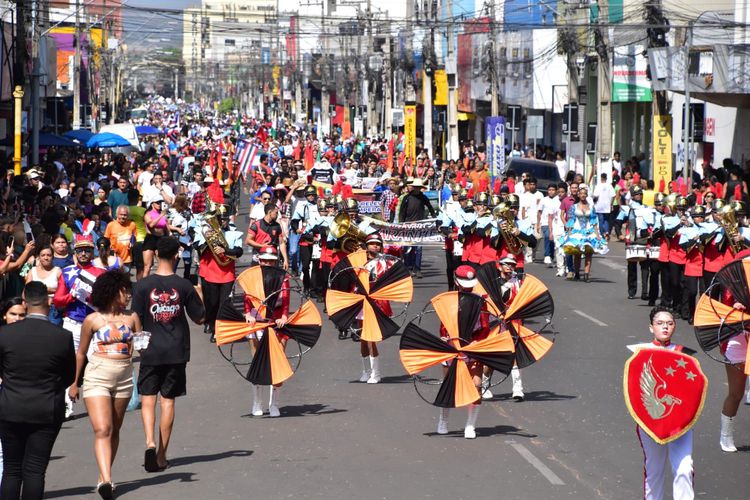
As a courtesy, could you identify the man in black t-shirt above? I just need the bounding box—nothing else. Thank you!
[132,237,205,472]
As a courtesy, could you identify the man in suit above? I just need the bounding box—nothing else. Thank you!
[0,282,76,500]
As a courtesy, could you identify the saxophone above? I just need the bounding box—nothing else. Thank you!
[201,208,236,266]
[492,202,524,254]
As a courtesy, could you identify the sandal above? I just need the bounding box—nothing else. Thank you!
[144,447,159,473]
[97,481,114,500]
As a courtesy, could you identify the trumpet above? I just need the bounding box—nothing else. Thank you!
[492,202,524,254]
[330,211,368,253]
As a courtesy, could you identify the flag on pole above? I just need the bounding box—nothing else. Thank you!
[236,139,261,179]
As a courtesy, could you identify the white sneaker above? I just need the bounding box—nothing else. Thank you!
[367,372,381,384]
[269,405,280,417]
[481,375,493,400]
[359,371,370,382]
[544,256,552,265]
[367,356,381,383]
[268,387,281,417]
[437,408,449,435]
[555,271,564,277]
[251,385,263,416]
[511,367,524,401]
[252,403,264,417]
[464,404,479,439]
[65,400,74,419]
[464,426,476,439]
[525,256,533,263]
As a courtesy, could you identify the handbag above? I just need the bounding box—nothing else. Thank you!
[127,368,141,411]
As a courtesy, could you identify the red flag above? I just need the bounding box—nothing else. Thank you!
[386,139,394,171]
[507,178,515,193]
[303,143,314,171]
[697,192,703,205]
[680,183,688,197]
[293,143,301,160]
[633,173,640,185]
[669,181,677,193]
[207,181,225,204]
[467,187,475,199]
[493,178,501,195]
[658,179,665,193]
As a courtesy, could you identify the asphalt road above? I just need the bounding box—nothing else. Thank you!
[44,226,749,499]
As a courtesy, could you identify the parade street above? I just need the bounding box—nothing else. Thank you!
[40,215,748,500]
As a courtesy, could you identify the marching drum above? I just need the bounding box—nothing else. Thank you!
[646,246,660,260]
[625,244,648,262]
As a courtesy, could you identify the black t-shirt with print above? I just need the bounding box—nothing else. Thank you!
[132,273,205,366]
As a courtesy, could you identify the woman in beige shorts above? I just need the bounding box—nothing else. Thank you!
[68,269,142,499]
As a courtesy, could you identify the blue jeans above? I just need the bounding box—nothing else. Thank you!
[287,232,301,273]
[565,254,574,273]
[542,226,553,257]
[597,212,610,236]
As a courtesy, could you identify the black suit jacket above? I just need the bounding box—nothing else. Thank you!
[0,317,76,424]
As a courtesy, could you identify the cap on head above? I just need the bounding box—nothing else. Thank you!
[499,255,517,265]
[74,234,95,249]
[455,265,478,288]
[654,192,666,207]
[304,185,317,197]
[506,193,520,209]
[689,205,706,217]
[474,192,489,205]
[365,232,383,246]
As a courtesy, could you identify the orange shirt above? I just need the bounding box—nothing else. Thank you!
[468,169,490,188]
[105,221,136,264]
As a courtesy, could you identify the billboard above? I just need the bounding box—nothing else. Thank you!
[485,116,506,177]
[612,45,653,102]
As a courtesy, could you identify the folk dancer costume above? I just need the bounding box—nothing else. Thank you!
[620,185,659,302]
[244,246,291,417]
[625,324,705,500]
[194,209,244,342]
[559,196,609,266]
[52,234,105,416]
[290,185,321,297]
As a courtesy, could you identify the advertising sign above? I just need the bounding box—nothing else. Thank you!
[653,115,673,188]
[485,116,506,177]
[404,105,417,163]
[612,45,653,102]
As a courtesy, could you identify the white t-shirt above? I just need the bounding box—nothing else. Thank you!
[520,191,544,224]
[143,183,175,204]
[249,202,266,221]
[137,171,154,192]
[540,195,560,227]
[593,182,615,214]
[555,159,568,180]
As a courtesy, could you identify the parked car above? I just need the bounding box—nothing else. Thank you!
[506,158,560,187]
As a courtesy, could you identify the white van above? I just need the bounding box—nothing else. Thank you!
[99,123,141,150]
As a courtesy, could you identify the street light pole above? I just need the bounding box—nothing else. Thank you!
[682,21,693,182]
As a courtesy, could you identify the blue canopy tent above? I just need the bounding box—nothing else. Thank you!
[63,129,94,143]
[86,132,131,149]
[38,133,79,148]
[136,125,162,135]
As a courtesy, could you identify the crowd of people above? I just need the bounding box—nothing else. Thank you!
[0,96,747,499]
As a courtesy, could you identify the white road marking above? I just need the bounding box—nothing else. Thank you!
[598,259,626,271]
[507,440,566,485]
[573,309,608,327]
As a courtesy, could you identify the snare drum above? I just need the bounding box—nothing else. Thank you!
[646,246,660,260]
[626,244,648,262]
[312,242,322,260]
[453,239,464,257]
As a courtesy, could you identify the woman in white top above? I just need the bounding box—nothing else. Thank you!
[25,245,63,324]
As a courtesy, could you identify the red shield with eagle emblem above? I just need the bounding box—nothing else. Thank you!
[623,348,708,444]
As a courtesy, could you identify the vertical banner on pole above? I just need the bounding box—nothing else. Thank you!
[485,116,506,178]
[404,104,417,163]
[653,115,673,190]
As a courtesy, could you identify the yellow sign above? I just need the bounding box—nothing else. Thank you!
[433,70,448,106]
[404,105,417,163]
[272,66,281,97]
[652,115,672,191]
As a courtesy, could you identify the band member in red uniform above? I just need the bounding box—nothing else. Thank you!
[460,193,491,269]
[246,203,289,270]
[436,265,492,438]
[663,196,688,317]
[244,246,290,417]
[195,208,244,342]
[679,205,706,324]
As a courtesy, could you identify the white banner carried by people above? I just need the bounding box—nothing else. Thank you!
[363,217,443,247]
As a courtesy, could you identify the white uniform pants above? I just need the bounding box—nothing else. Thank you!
[63,317,82,354]
[637,427,694,500]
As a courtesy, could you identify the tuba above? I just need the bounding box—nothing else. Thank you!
[492,202,524,254]
[201,207,236,266]
[716,203,744,254]
[330,211,369,253]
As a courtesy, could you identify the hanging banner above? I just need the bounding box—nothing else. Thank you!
[404,105,417,163]
[485,116,506,178]
[363,217,444,246]
[612,45,653,102]
[653,115,673,189]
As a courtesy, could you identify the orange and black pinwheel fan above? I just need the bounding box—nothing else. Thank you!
[475,262,510,314]
[245,300,323,386]
[503,274,554,322]
[326,252,413,343]
[215,300,257,346]
[237,266,287,317]
[714,259,750,310]
[694,294,750,354]
[400,313,514,408]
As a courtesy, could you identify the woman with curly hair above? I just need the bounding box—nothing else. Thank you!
[68,270,141,499]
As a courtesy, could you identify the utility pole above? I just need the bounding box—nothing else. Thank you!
[596,1,613,166]
[489,0,498,116]
[422,3,433,157]
[683,21,693,181]
[366,0,377,137]
[445,0,459,160]
[73,0,82,129]
[383,31,392,136]
[320,0,330,137]
[31,0,41,165]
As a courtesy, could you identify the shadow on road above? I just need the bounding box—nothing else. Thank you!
[170,449,253,467]
[492,390,577,402]
[347,374,412,384]
[44,472,197,498]
[423,425,535,438]
[241,404,346,418]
